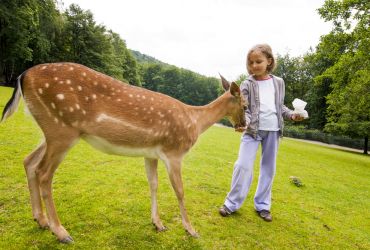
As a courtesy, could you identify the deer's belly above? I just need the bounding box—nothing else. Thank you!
[82,135,159,158]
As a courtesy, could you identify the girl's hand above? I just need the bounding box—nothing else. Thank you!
[291,114,304,121]
[235,125,248,132]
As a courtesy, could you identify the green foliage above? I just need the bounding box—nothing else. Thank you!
[283,125,364,149]
[139,62,221,106]
[274,54,312,106]
[316,0,370,145]
[0,0,58,81]
[0,1,141,86]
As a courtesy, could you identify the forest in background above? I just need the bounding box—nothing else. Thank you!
[0,0,368,153]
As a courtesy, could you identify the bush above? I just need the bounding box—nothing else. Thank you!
[218,118,232,127]
[283,125,363,150]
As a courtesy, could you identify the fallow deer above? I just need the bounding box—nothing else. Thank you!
[1,62,246,243]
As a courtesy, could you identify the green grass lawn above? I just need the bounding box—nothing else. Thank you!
[0,87,369,249]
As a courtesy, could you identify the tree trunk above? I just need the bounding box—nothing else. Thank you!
[364,136,368,155]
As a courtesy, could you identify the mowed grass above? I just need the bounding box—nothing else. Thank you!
[0,87,369,249]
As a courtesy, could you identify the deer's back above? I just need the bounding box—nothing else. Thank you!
[22,63,198,154]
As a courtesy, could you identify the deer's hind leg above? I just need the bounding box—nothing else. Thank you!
[34,130,79,243]
[145,158,166,232]
[24,142,48,229]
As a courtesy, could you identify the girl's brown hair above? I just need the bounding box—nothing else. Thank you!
[246,44,276,74]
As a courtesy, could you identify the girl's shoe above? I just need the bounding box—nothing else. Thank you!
[256,210,272,222]
[219,205,232,217]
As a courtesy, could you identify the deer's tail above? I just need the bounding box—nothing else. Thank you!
[1,74,24,123]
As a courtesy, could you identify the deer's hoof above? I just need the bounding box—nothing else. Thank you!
[156,225,168,232]
[59,235,74,244]
[186,229,200,238]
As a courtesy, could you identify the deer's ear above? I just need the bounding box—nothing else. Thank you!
[230,82,240,97]
[219,74,230,91]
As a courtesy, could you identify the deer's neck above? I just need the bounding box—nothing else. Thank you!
[188,92,231,135]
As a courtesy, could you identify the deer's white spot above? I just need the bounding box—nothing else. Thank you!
[77,86,82,91]
[75,104,80,110]
[71,121,78,127]
[59,80,64,84]
[142,95,146,99]
[82,72,86,77]
[54,77,59,81]
[45,83,49,88]
[52,68,57,71]
[65,79,71,85]
[69,107,74,112]
[93,81,98,86]
[69,67,74,71]
[165,131,169,136]
[41,66,47,70]
[151,97,154,101]
[150,107,154,111]
[103,84,107,88]
[136,94,140,98]
[51,102,56,109]
[59,111,63,117]
[129,102,132,105]
[129,94,133,98]
[54,117,58,123]
[69,87,74,91]
[92,94,97,99]
[117,99,121,102]
[38,88,43,94]
[56,94,64,100]
[85,96,89,101]
[82,110,86,115]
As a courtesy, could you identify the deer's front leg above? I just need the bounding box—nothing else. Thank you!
[165,157,199,238]
[144,158,166,232]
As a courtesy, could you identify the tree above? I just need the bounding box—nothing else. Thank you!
[317,0,370,154]
[0,0,61,83]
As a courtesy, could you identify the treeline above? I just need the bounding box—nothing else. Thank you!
[0,1,220,106]
[0,1,140,85]
[131,50,221,105]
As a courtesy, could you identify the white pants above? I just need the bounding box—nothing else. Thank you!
[224,131,279,212]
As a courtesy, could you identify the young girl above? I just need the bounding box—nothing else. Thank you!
[219,44,303,221]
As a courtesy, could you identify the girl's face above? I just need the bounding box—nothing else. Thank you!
[247,51,272,79]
